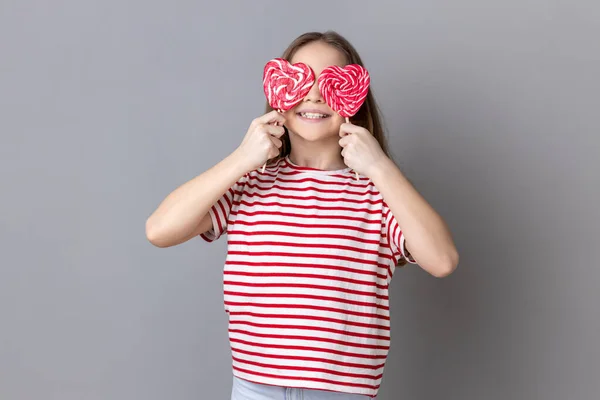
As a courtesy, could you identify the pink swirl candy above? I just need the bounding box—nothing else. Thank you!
[317,64,370,118]
[263,58,315,111]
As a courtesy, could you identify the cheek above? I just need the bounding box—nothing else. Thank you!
[331,114,344,127]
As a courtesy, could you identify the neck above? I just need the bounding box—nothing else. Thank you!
[287,132,346,171]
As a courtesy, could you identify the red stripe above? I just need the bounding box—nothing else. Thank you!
[229,320,390,341]
[232,355,383,380]
[227,240,381,257]
[233,366,379,391]
[229,329,390,350]
[251,167,292,179]
[228,311,389,330]
[252,174,372,189]
[383,206,391,220]
[227,251,385,269]
[230,338,388,360]
[224,291,389,310]
[199,233,211,241]
[224,271,387,290]
[224,187,234,209]
[231,209,381,225]
[227,229,381,246]
[224,302,389,321]
[219,194,230,217]
[226,244,396,263]
[236,199,383,215]
[391,222,400,249]
[234,190,384,205]
[225,260,387,280]
[259,167,365,183]
[278,170,364,182]
[230,219,382,235]
[231,346,385,369]
[213,204,224,234]
[244,182,380,197]
[224,281,388,301]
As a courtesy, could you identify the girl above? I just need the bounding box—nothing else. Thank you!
[146,31,459,400]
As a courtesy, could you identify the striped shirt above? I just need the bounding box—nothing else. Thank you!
[200,156,416,398]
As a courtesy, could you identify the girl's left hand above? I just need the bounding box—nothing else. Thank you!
[339,122,388,178]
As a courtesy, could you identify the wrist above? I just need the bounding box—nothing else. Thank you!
[367,154,394,181]
[229,147,254,175]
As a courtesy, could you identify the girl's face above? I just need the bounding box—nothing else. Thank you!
[284,41,347,142]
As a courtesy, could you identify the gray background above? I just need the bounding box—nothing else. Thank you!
[1,0,598,399]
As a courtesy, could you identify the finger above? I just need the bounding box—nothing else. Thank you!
[339,122,366,137]
[264,124,285,137]
[339,124,350,137]
[267,140,281,158]
[269,135,283,148]
[339,135,351,147]
[256,110,286,125]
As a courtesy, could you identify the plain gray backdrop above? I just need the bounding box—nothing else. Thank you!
[1,1,598,399]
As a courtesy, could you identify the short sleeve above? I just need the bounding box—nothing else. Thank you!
[199,174,247,242]
[383,202,417,265]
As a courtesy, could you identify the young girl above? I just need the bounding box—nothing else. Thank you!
[146,31,458,400]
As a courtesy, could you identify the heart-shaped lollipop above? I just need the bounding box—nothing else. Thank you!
[317,64,370,119]
[261,58,315,172]
[263,58,315,112]
[318,64,370,180]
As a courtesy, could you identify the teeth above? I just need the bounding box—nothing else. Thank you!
[300,112,328,119]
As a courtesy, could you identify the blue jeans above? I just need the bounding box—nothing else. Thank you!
[230,375,374,400]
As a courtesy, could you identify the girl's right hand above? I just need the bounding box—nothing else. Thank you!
[236,110,286,171]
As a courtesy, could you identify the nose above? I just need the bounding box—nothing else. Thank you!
[303,78,324,103]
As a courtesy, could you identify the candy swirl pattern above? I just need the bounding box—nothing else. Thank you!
[318,64,370,118]
[263,58,315,111]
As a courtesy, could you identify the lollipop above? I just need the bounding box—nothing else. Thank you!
[262,58,315,172]
[318,64,370,180]
[318,64,370,122]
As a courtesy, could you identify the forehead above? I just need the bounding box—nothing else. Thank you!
[290,41,347,76]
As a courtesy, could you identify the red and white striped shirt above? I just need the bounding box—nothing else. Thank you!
[200,156,416,398]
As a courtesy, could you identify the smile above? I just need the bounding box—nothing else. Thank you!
[297,112,330,119]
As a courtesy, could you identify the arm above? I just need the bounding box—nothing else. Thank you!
[338,122,459,277]
[145,149,250,248]
[370,157,459,277]
[145,111,286,248]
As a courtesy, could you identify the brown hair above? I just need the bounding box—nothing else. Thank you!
[264,30,391,162]
[264,31,407,267]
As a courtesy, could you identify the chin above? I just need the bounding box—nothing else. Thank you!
[289,126,338,142]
